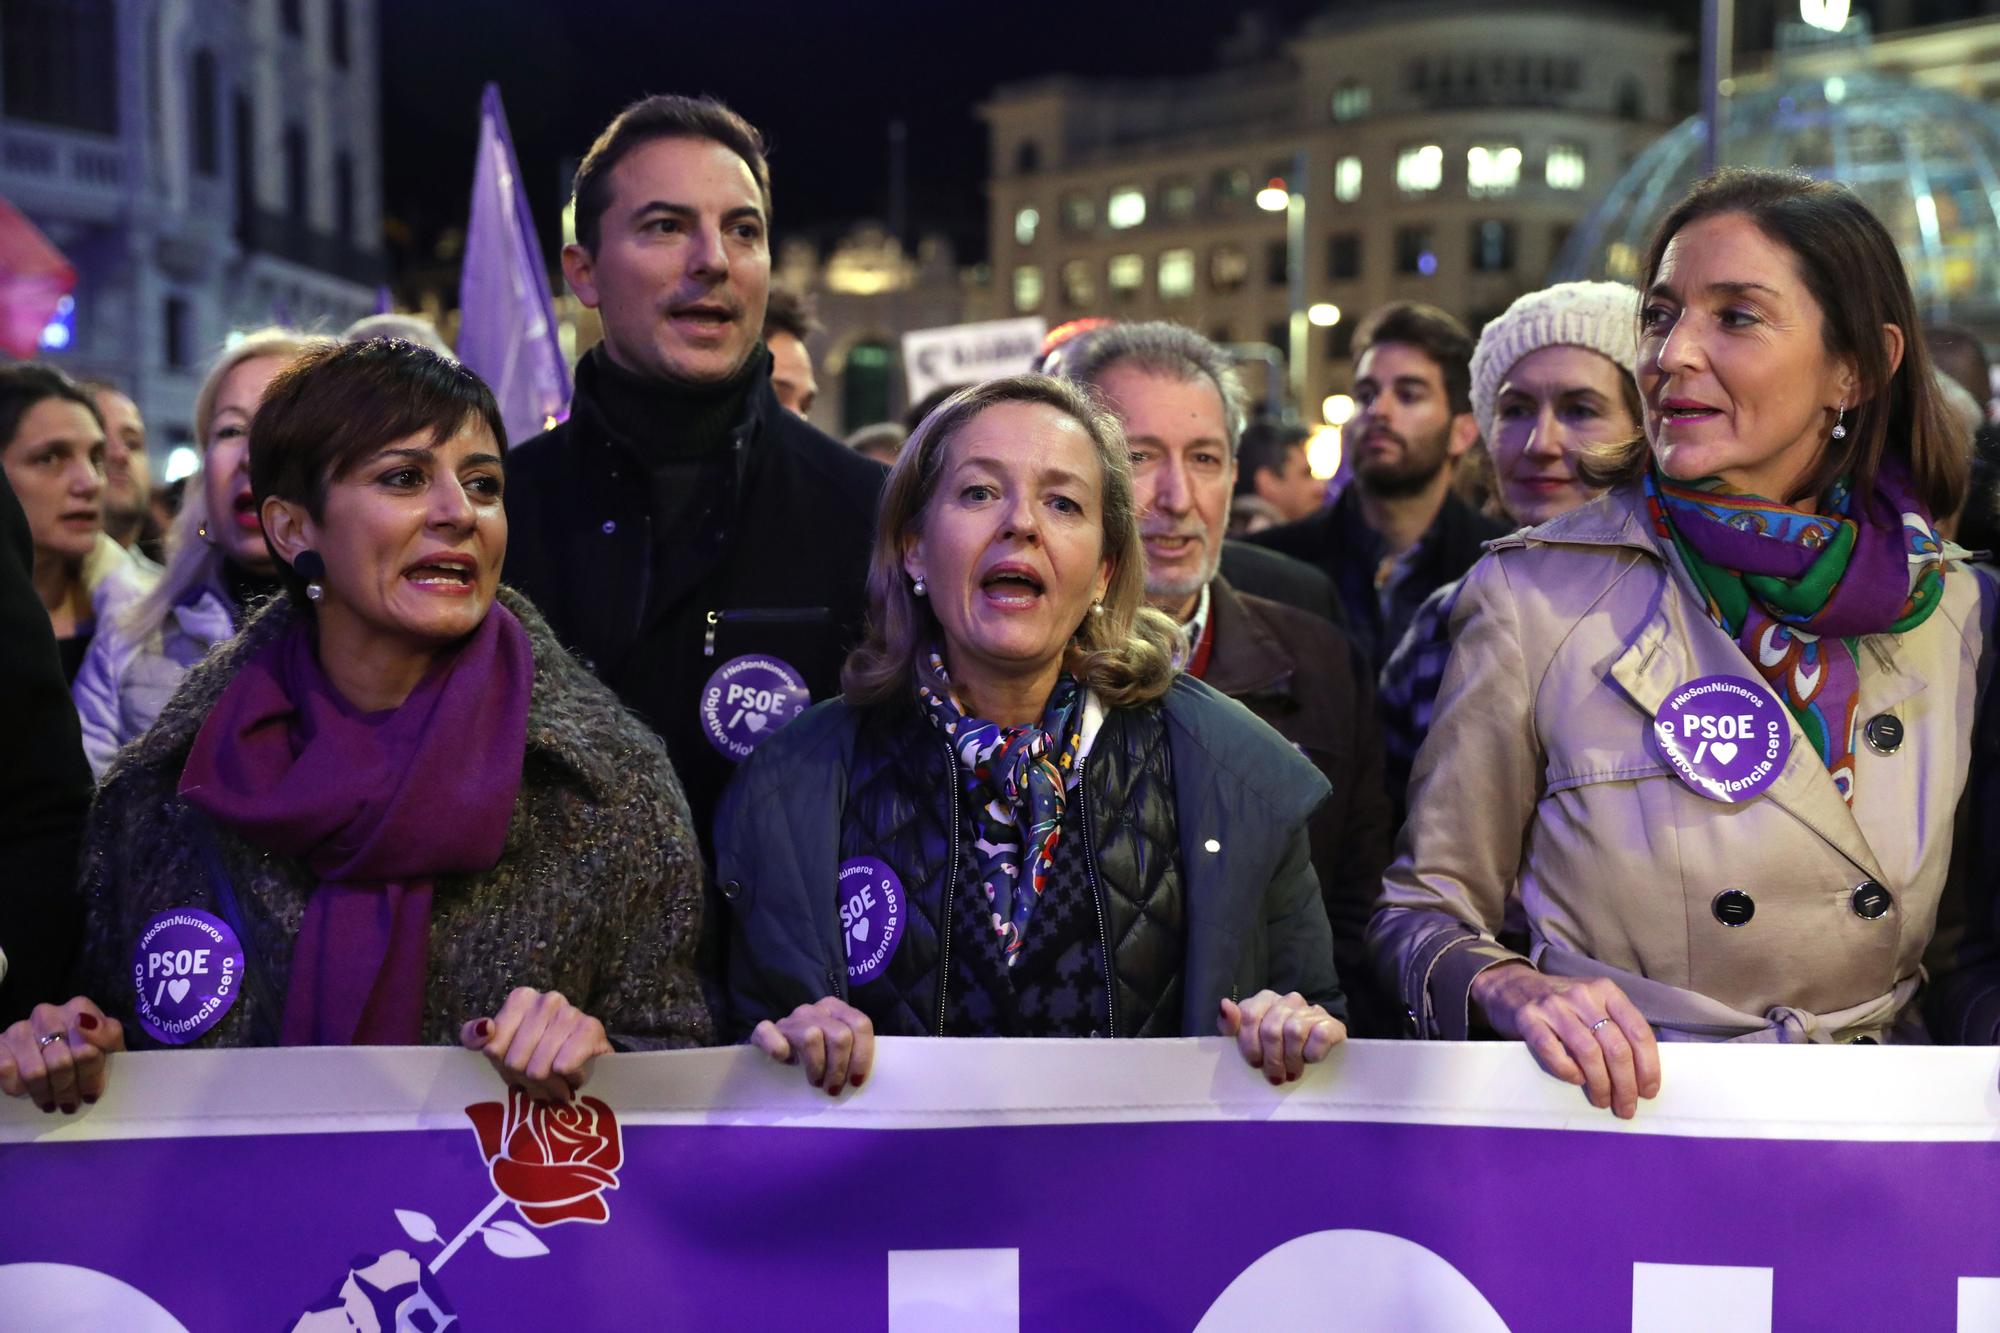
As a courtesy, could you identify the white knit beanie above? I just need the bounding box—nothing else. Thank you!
[1469,281,1642,438]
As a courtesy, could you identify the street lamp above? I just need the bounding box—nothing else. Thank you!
[1256,180,1290,212]
[1800,0,1849,31]
[1322,393,1356,425]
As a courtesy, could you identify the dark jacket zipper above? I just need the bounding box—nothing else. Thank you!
[1077,754,1117,1039]
[704,606,832,656]
[934,740,962,1036]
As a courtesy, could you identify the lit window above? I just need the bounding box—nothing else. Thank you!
[1396,144,1443,194]
[1108,187,1147,230]
[1013,265,1044,312]
[1162,179,1197,220]
[1210,245,1249,293]
[1158,248,1196,299]
[1108,253,1144,294]
[1063,194,1095,232]
[1213,168,1251,207]
[1330,82,1371,122]
[1061,259,1095,307]
[1014,207,1039,245]
[1546,143,1587,191]
[1334,156,1362,203]
[1466,144,1522,197]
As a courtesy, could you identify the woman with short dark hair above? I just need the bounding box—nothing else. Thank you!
[1373,169,1987,1116]
[719,374,1346,1094]
[0,340,710,1114]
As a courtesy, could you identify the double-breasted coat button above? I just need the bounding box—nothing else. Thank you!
[1712,889,1755,926]
[1863,715,1905,754]
[720,879,743,903]
[1852,880,1893,919]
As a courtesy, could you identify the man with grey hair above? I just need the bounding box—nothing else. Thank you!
[1063,321,1397,1036]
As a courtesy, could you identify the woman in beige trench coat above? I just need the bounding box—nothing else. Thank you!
[1371,169,1992,1119]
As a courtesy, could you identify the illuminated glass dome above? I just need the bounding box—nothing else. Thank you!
[1554,68,2000,331]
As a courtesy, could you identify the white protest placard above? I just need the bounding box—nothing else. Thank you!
[902,317,1047,402]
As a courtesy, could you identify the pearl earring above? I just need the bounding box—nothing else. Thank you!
[294,549,327,604]
[912,575,927,597]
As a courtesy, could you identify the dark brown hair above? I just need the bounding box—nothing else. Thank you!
[571,94,771,255]
[0,363,102,452]
[1584,169,1966,516]
[250,339,506,600]
[1354,302,1475,416]
[762,283,820,344]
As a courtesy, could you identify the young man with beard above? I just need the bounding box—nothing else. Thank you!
[1249,303,1508,669]
[502,95,886,856]
[83,381,160,569]
[1065,322,1399,1036]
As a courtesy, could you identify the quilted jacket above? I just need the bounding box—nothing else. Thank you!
[715,674,1345,1039]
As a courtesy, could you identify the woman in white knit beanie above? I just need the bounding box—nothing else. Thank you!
[1468,280,1643,526]
[1379,281,1643,805]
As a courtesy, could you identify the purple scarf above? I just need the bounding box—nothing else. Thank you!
[179,605,534,1045]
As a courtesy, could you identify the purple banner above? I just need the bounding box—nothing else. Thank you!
[2,1042,1998,1330]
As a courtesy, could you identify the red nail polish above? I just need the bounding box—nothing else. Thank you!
[476,1019,493,1039]
[60,1103,76,1115]
[82,1095,97,1105]
[78,1013,98,1031]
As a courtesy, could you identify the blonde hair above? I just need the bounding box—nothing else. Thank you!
[841,374,1180,709]
[119,329,334,647]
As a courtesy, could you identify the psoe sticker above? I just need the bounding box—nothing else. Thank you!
[699,654,811,763]
[1652,674,1792,804]
[129,908,245,1046]
[839,857,905,986]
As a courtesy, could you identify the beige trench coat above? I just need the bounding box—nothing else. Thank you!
[1370,484,1992,1042]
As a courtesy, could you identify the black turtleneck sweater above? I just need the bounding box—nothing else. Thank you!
[581,344,763,604]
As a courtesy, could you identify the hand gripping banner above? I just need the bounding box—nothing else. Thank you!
[3,1039,1999,1329]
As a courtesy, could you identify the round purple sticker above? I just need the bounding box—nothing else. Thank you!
[839,857,905,986]
[130,908,244,1045]
[1652,674,1792,803]
[700,654,810,762]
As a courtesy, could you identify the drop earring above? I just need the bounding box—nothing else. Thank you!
[1830,405,1848,441]
[912,575,927,597]
[294,549,327,603]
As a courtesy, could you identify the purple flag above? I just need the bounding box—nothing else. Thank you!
[457,84,570,447]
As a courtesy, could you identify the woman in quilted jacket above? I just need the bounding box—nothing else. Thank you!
[716,374,1347,1094]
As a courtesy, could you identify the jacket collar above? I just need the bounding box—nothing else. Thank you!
[1201,576,1294,700]
[1562,487,1921,880]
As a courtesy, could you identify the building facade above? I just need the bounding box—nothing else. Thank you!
[0,0,383,457]
[978,2,1687,420]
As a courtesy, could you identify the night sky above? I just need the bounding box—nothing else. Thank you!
[379,0,1335,280]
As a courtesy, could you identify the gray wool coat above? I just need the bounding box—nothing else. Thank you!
[77,587,713,1051]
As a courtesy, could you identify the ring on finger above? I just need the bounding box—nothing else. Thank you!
[35,1031,62,1048]
[1589,1018,1613,1033]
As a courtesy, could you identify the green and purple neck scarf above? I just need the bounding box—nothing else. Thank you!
[1643,461,1946,803]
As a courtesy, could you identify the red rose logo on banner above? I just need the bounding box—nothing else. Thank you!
[465,1088,624,1226]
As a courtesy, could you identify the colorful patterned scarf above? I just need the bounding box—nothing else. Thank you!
[1643,460,1945,801]
[915,648,1085,965]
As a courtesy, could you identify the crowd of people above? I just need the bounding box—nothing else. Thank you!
[4,91,1999,1126]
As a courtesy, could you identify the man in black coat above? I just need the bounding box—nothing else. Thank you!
[1249,302,1508,671]
[503,95,885,854]
[0,468,92,1022]
[1063,322,1398,1037]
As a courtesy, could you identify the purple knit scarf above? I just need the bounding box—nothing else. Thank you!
[179,604,533,1045]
